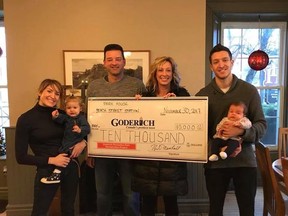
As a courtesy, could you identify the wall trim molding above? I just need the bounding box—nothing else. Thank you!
[6,203,32,216]
[0,186,8,200]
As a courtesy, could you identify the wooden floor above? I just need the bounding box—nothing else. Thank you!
[222,187,263,216]
[79,187,264,216]
[0,187,265,216]
[178,187,264,216]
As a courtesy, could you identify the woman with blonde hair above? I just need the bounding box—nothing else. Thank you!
[15,79,87,215]
[132,56,190,215]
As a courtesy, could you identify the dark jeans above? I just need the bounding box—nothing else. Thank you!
[142,195,178,216]
[211,138,239,156]
[205,167,257,216]
[31,159,79,216]
[94,158,140,216]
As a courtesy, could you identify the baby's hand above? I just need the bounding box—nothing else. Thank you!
[52,109,59,118]
[72,125,81,133]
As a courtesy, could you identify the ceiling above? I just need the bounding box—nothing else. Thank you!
[207,0,288,21]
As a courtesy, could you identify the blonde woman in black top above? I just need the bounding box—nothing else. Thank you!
[15,79,87,216]
[132,56,189,216]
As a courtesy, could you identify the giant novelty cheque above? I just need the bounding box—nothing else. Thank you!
[87,97,208,163]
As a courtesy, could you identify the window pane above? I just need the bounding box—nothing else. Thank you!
[0,88,9,128]
[260,88,280,145]
[0,57,7,86]
[0,23,9,129]
[0,27,6,85]
[264,59,279,86]
[266,28,280,56]
[222,22,286,146]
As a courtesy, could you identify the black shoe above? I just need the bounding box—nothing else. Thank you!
[40,172,61,184]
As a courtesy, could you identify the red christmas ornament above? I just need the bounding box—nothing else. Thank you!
[248,50,269,71]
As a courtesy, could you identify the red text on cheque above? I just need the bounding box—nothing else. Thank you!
[97,142,136,150]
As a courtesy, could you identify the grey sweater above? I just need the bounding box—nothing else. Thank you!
[196,75,267,168]
[86,75,146,97]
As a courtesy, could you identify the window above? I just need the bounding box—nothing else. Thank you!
[221,22,286,146]
[0,23,9,130]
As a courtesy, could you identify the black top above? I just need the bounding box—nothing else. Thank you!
[15,103,64,167]
[143,86,190,97]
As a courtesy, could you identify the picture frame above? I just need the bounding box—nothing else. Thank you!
[63,50,150,89]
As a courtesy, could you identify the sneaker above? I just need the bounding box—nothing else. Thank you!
[220,151,227,160]
[41,172,61,184]
[209,154,219,161]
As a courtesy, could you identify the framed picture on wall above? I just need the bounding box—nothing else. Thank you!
[63,50,150,89]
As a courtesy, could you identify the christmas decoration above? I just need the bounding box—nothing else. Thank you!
[248,50,269,71]
[0,130,6,156]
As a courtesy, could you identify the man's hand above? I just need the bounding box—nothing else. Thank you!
[221,121,244,138]
[221,140,243,157]
[70,140,86,158]
[86,157,95,168]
